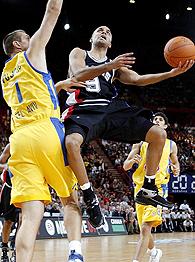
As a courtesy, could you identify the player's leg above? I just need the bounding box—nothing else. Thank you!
[133,221,153,261]
[135,124,173,208]
[0,193,16,261]
[1,219,13,246]
[102,113,172,208]
[147,235,162,262]
[1,219,13,262]
[133,201,162,262]
[9,209,21,262]
[65,120,104,228]
[60,190,84,262]
[135,124,172,207]
[15,201,44,262]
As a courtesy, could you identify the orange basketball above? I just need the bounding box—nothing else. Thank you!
[164,36,195,67]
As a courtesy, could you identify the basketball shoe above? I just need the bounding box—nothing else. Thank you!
[68,250,84,262]
[149,249,162,262]
[83,188,104,228]
[135,187,173,209]
[1,246,9,262]
[10,250,16,262]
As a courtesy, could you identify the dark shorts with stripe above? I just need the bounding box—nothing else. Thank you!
[0,178,20,222]
[64,99,154,144]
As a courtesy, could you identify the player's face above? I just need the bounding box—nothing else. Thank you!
[91,26,112,48]
[153,116,167,129]
[19,32,30,51]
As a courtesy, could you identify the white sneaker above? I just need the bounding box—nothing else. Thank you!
[149,249,162,262]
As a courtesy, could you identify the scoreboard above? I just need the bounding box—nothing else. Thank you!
[168,172,195,194]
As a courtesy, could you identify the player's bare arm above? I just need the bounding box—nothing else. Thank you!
[115,59,194,86]
[170,141,180,176]
[70,48,135,82]
[27,0,63,72]
[123,143,142,171]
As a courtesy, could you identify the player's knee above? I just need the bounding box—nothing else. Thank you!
[140,222,152,236]
[157,127,167,143]
[66,200,80,210]
[65,134,83,153]
[146,125,167,144]
[63,196,81,213]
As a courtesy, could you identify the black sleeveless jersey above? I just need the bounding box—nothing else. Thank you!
[65,51,118,108]
[62,51,153,123]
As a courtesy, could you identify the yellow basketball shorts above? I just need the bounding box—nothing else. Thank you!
[135,186,162,228]
[8,118,77,208]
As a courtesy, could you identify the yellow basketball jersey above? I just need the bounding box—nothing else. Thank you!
[1,51,60,132]
[133,139,172,187]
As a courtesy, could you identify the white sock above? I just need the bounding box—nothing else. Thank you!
[145,175,156,179]
[69,240,82,255]
[148,246,157,256]
[132,260,139,262]
[80,182,91,190]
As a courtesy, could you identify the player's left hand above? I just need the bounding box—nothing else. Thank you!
[171,164,180,176]
[170,59,194,75]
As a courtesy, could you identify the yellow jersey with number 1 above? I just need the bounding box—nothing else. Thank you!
[1,51,60,132]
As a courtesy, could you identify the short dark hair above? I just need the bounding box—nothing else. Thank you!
[153,112,169,125]
[3,29,25,56]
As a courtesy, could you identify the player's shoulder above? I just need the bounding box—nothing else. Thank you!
[169,139,176,146]
[70,47,85,55]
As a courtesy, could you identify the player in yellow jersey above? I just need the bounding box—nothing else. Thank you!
[1,1,86,262]
[123,112,180,262]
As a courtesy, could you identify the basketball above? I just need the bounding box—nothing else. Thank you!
[164,36,195,67]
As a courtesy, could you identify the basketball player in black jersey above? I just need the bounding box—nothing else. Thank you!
[58,26,194,227]
[0,144,19,262]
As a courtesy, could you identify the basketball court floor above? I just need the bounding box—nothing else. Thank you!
[30,232,195,262]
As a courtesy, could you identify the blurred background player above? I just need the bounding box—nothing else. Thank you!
[0,144,19,262]
[123,112,180,262]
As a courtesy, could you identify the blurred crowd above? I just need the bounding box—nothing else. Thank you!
[120,77,195,111]
[0,101,194,234]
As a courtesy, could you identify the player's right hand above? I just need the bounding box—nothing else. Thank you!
[133,154,142,164]
[109,53,136,69]
[60,77,87,93]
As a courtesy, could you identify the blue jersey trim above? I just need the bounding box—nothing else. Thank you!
[8,169,13,178]
[24,51,49,75]
[24,51,58,109]
[15,81,23,103]
[43,74,58,109]
[50,117,68,166]
[51,78,59,107]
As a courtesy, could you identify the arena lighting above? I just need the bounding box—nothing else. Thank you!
[165,13,170,20]
[187,6,192,11]
[129,0,135,3]
[64,23,70,30]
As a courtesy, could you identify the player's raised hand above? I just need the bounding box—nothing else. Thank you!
[55,77,87,93]
[110,53,136,69]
